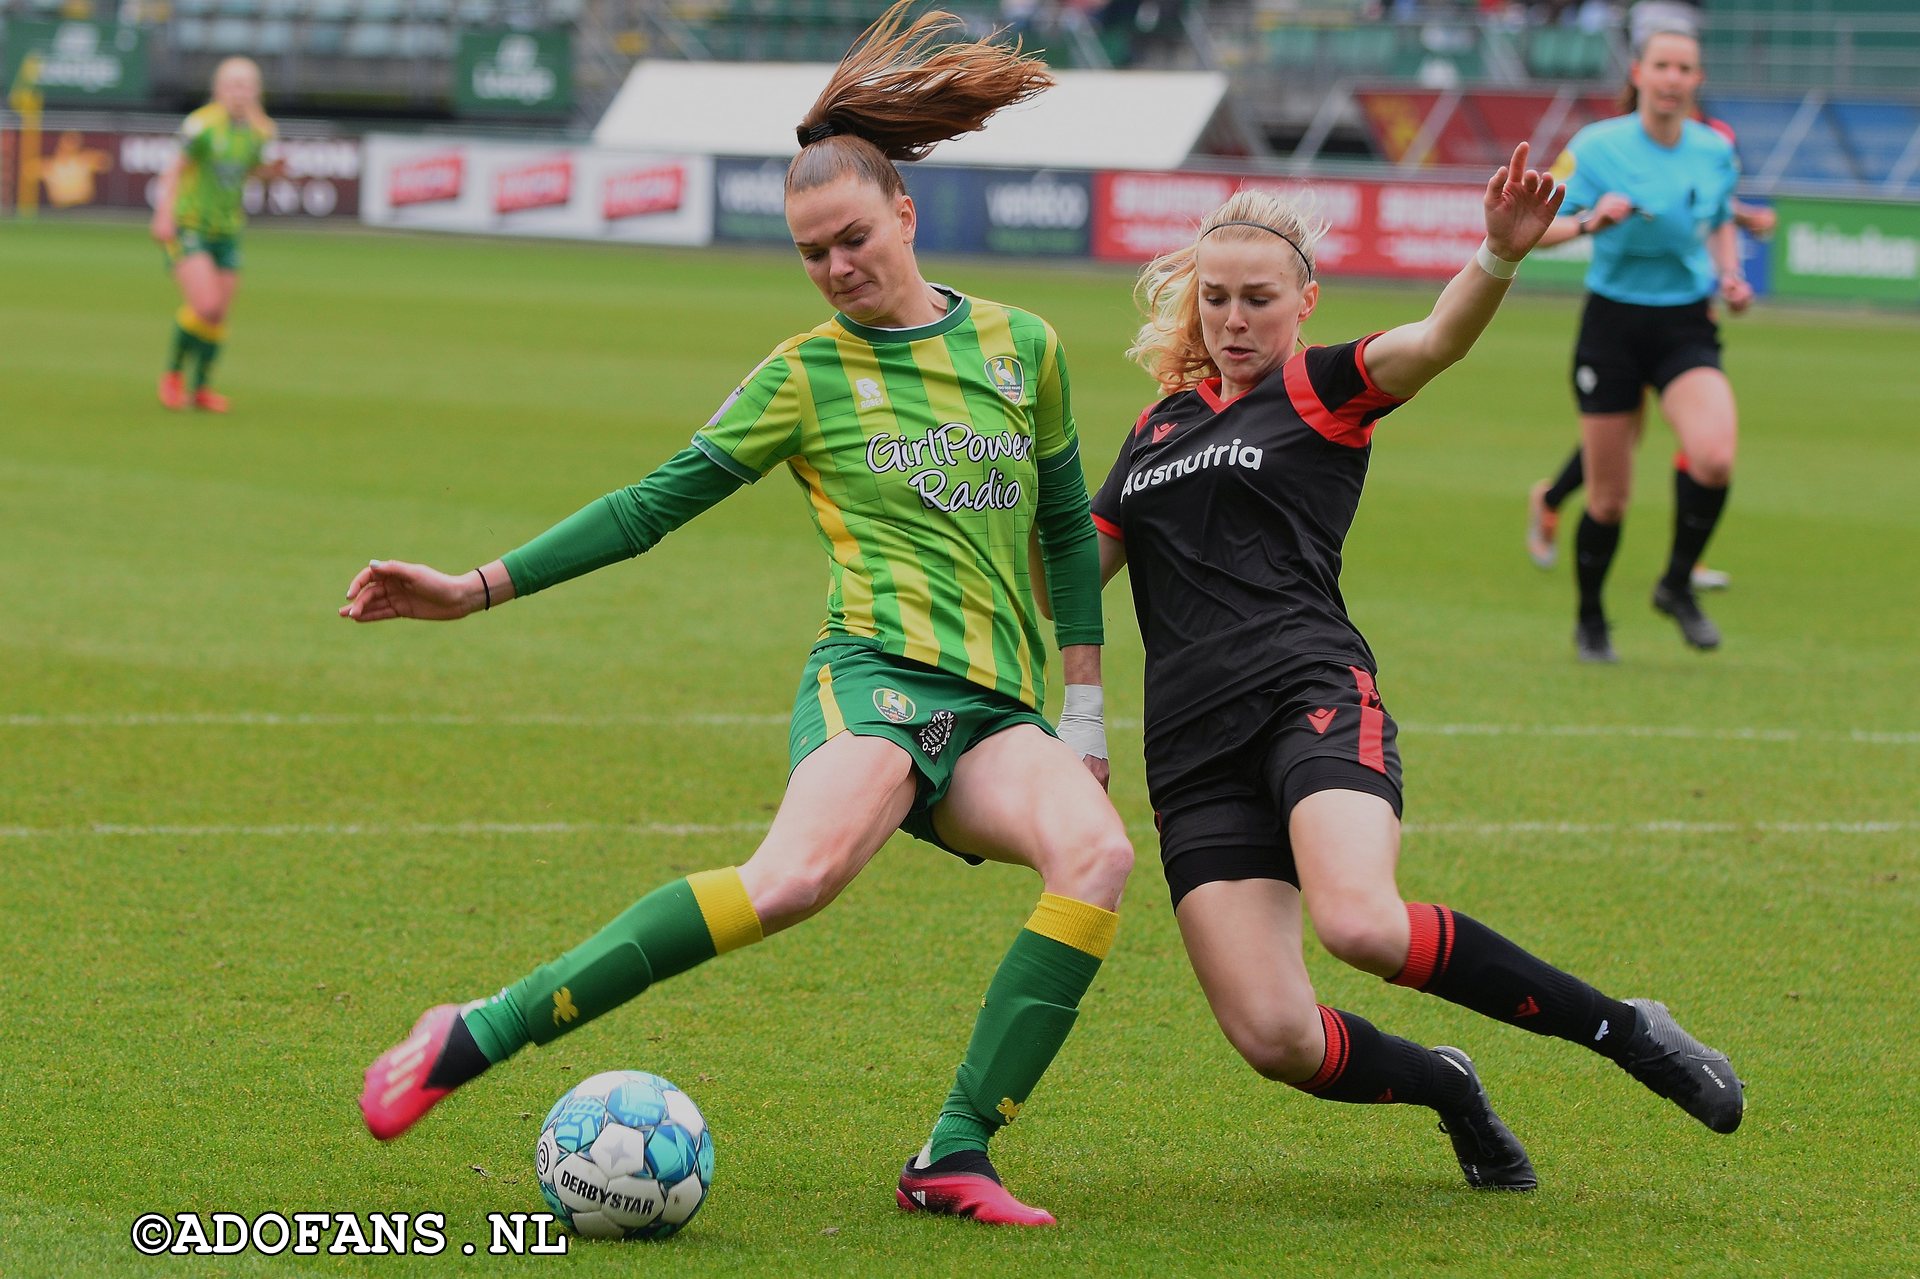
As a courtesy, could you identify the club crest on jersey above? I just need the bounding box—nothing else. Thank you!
[873,688,916,724]
[985,355,1025,404]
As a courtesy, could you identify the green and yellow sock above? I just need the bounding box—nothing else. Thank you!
[927,892,1119,1161]
[169,304,214,373]
[461,867,763,1065]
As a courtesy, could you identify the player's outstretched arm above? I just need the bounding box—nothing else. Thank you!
[1363,141,1565,399]
[339,445,746,625]
[340,557,513,623]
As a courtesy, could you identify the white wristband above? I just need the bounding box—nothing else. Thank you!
[1474,239,1521,280]
[1056,684,1108,763]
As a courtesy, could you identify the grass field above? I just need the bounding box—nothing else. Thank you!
[2,218,1916,1278]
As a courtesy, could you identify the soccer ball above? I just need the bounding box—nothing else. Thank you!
[534,1070,714,1240]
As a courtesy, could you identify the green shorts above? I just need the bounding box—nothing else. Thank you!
[788,641,1055,859]
[165,229,242,272]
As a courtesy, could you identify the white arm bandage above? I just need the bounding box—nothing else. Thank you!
[1057,684,1108,762]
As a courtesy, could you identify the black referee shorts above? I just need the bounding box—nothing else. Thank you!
[1572,292,1722,415]
[1148,662,1404,909]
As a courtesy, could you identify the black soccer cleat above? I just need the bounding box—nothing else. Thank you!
[1575,615,1618,664]
[1617,999,1744,1133]
[1431,1047,1538,1191]
[1652,582,1722,650]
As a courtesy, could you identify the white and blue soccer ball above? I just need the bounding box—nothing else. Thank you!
[534,1070,714,1240]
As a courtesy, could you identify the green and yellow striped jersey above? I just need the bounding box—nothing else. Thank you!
[693,289,1084,710]
[173,104,271,237]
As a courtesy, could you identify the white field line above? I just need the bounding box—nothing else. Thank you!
[0,819,1910,841]
[1,711,1916,745]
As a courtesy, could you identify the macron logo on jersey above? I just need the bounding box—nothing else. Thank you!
[1121,438,1264,498]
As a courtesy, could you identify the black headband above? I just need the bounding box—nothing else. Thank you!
[1201,219,1314,281]
[798,120,843,147]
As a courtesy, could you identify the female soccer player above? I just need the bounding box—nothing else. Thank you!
[1084,145,1743,1191]
[342,4,1130,1227]
[1526,28,1748,660]
[150,56,278,414]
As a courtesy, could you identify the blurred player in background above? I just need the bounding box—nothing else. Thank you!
[1525,29,1748,661]
[1525,75,1775,594]
[1082,144,1742,1191]
[149,56,278,414]
[343,3,1131,1227]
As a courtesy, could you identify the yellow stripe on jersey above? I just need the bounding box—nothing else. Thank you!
[791,451,878,642]
[902,321,1019,696]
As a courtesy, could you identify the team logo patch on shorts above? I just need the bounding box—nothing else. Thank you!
[985,355,1025,404]
[1576,365,1599,395]
[917,709,957,761]
[873,688,916,724]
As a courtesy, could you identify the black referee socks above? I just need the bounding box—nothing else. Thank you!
[1575,513,1622,621]
[1664,471,1731,593]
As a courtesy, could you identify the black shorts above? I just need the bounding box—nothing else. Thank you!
[1572,292,1722,415]
[1147,661,1405,908]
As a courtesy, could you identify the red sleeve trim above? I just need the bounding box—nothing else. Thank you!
[1091,512,1123,541]
[1283,350,1374,448]
[1130,405,1154,437]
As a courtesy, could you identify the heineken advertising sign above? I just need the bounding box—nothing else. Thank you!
[453,29,571,117]
[3,20,149,104]
[1772,197,1920,306]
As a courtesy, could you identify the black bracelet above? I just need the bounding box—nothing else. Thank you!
[476,566,491,611]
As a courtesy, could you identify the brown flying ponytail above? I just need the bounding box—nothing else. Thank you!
[787,0,1052,198]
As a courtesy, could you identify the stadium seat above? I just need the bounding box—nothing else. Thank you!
[410,0,452,16]
[1264,25,1321,70]
[173,0,216,14]
[302,19,345,52]
[1829,100,1920,186]
[215,0,261,14]
[306,0,352,19]
[396,20,451,55]
[358,0,399,19]
[255,16,293,51]
[171,16,212,48]
[207,15,255,49]
[344,19,399,56]
[1328,26,1396,75]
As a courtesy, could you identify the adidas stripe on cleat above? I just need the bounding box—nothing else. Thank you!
[896,1146,1057,1226]
[1618,999,1745,1134]
[358,1002,485,1141]
[1431,1047,1538,1191]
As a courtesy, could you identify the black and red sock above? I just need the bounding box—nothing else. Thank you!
[1390,904,1637,1061]
[1288,1005,1475,1109]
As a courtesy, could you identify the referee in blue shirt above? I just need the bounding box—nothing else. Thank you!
[1533,27,1748,661]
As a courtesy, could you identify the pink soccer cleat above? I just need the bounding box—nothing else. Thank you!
[359,1003,481,1140]
[896,1147,1058,1226]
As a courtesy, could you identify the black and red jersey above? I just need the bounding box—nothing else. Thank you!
[1091,334,1408,744]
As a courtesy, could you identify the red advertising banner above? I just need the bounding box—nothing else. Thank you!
[1,126,360,217]
[1093,169,1497,281]
[602,163,685,222]
[494,154,572,215]
[389,150,465,208]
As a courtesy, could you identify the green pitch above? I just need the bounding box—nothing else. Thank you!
[2,219,1915,1277]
